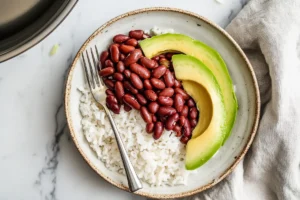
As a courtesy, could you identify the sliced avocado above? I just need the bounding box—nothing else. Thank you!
[182,81,213,136]
[140,33,237,141]
[172,54,226,170]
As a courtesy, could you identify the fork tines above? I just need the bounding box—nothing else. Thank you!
[82,45,102,89]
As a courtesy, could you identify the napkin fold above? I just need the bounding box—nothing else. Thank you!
[186,0,300,199]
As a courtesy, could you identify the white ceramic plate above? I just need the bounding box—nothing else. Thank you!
[65,7,260,199]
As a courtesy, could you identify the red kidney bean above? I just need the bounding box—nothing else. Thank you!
[187,98,196,107]
[175,88,189,100]
[165,53,175,60]
[100,51,109,66]
[143,79,152,90]
[123,94,141,110]
[180,136,189,144]
[125,38,138,47]
[150,78,165,90]
[140,57,157,69]
[105,89,115,96]
[113,73,124,81]
[140,107,152,123]
[153,122,164,140]
[180,105,189,117]
[99,67,114,77]
[119,54,125,61]
[174,94,185,112]
[189,107,198,119]
[115,81,124,103]
[110,44,119,63]
[124,49,142,66]
[124,103,132,112]
[165,113,179,130]
[173,125,182,137]
[104,59,114,68]
[136,94,147,105]
[159,88,174,97]
[123,81,138,94]
[159,115,169,122]
[157,96,173,106]
[148,102,159,113]
[104,79,115,90]
[106,102,120,114]
[164,70,175,87]
[116,61,125,73]
[146,123,154,133]
[182,120,191,137]
[179,116,186,126]
[174,79,182,88]
[129,30,144,40]
[119,44,135,54]
[152,115,157,122]
[144,90,158,101]
[152,66,167,78]
[159,54,165,58]
[123,70,131,79]
[106,94,118,105]
[190,119,197,128]
[157,106,176,117]
[113,34,129,43]
[159,57,170,67]
[130,73,143,90]
[130,63,150,79]
[152,56,159,61]
[105,89,114,96]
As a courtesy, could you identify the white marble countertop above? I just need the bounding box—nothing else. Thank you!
[0,0,245,199]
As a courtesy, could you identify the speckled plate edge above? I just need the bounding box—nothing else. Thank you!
[64,7,260,199]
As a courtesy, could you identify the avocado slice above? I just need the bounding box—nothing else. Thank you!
[182,81,213,137]
[172,54,226,170]
[139,33,237,142]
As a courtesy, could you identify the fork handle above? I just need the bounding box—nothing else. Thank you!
[103,105,143,192]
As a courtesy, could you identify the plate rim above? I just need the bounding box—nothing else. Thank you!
[64,7,260,199]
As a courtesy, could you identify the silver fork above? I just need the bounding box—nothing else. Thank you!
[82,45,143,192]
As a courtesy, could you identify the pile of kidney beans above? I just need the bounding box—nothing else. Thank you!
[98,30,199,144]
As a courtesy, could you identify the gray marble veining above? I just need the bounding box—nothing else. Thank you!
[240,0,249,7]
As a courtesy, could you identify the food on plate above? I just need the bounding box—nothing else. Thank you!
[172,54,226,170]
[79,88,192,186]
[139,33,237,142]
[79,27,237,182]
[99,30,199,144]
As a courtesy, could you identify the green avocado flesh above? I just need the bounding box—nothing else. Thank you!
[139,33,237,142]
[172,54,226,170]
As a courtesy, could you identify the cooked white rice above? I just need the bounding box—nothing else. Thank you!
[78,87,192,186]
